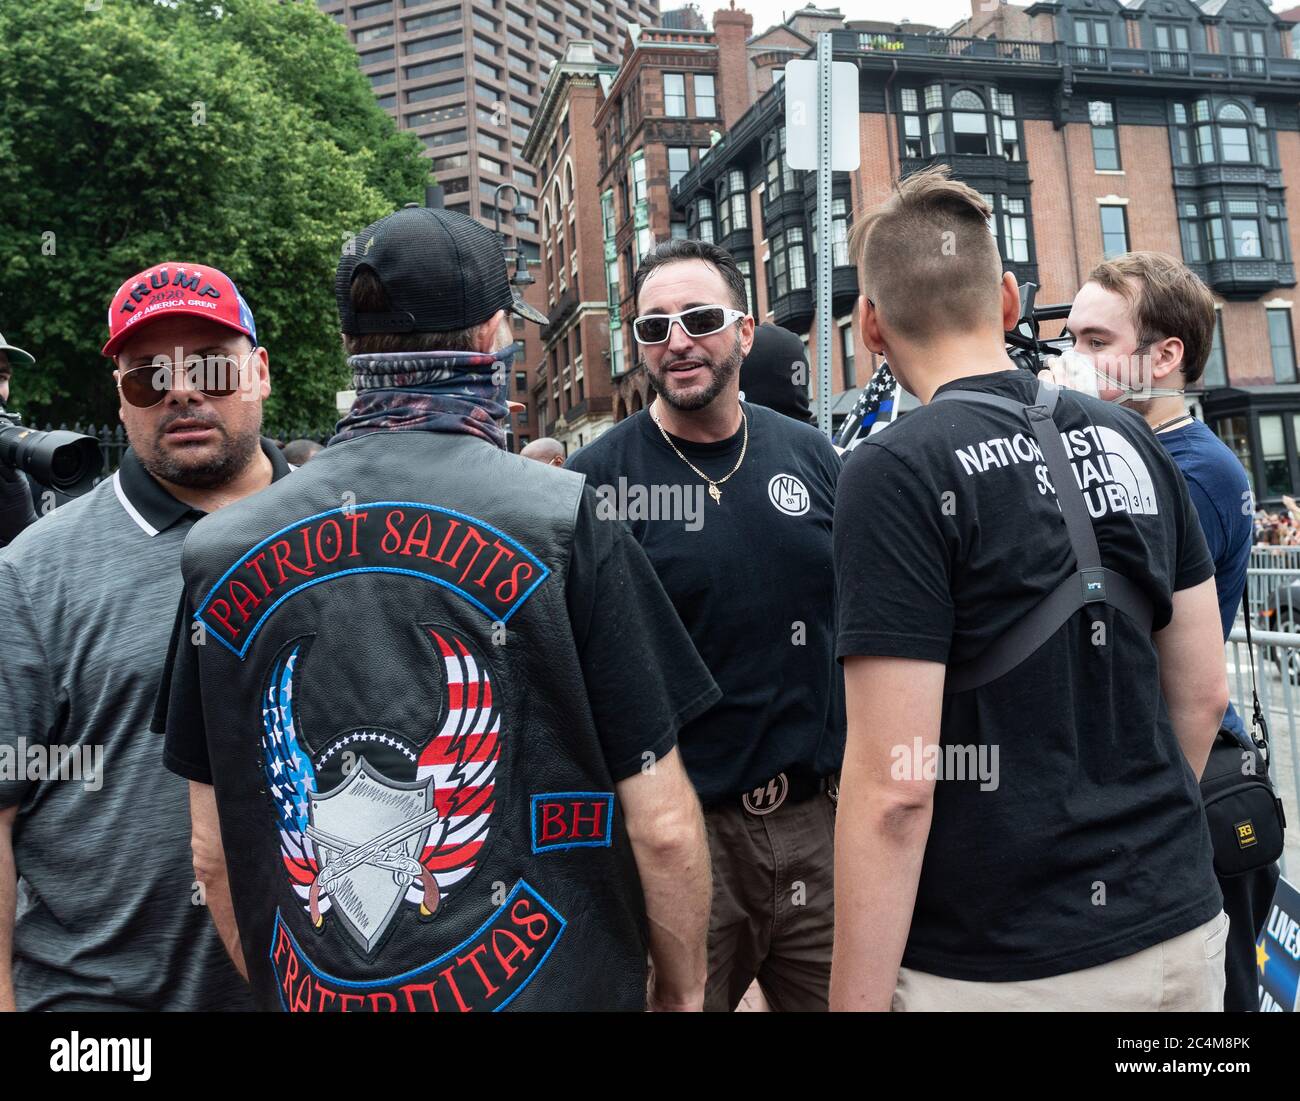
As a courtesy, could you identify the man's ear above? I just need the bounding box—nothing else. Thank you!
[738,313,755,358]
[1149,335,1185,383]
[858,294,885,356]
[475,310,506,354]
[999,271,1020,333]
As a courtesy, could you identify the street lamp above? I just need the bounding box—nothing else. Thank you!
[492,183,534,287]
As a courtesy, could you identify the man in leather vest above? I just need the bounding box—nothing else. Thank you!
[155,207,720,1012]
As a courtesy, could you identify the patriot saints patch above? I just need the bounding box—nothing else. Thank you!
[262,627,501,956]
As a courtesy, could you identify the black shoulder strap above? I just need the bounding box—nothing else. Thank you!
[1240,576,1270,752]
[931,380,1154,693]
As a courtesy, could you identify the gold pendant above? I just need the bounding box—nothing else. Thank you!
[708,483,721,504]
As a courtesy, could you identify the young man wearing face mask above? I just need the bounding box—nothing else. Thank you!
[155,207,719,1012]
[1049,251,1275,1013]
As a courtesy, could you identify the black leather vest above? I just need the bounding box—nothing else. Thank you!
[180,431,647,1011]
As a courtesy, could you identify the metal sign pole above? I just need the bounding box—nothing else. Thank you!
[816,32,833,438]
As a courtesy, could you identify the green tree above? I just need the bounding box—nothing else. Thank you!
[0,0,427,430]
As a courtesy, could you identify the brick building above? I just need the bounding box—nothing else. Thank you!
[668,1,1300,502]
[317,0,660,447]
[521,42,620,452]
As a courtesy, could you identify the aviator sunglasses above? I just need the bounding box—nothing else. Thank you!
[116,349,255,409]
[632,305,747,345]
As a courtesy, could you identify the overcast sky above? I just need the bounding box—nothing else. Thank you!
[693,0,1298,36]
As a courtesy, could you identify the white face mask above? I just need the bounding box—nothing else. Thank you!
[1045,346,1183,404]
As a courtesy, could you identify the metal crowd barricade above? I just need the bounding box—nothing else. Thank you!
[1226,621,1299,881]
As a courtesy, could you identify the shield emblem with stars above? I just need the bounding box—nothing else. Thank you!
[307,759,436,954]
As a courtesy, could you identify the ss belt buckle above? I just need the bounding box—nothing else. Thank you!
[742,773,788,816]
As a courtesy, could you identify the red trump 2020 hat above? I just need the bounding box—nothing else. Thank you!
[101,262,258,358]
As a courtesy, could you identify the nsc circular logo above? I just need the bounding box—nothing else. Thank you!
[768,473,810,516]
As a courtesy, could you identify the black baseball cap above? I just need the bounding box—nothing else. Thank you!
[740,323,814,425]
[336,206,547,335]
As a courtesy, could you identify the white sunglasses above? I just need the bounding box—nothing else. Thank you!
[632,305,747,345]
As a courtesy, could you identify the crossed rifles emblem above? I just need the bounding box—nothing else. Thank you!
[305,802,443,927]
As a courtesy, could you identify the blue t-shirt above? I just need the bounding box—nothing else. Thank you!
[1159,418,1253,743]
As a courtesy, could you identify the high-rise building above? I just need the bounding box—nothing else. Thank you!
[318,0,660,448]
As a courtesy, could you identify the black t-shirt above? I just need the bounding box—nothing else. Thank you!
[834,368,1222,982]
[567,402,844,804]
[156,485,721,785]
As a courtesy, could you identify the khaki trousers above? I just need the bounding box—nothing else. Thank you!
[892,910,1230,1012]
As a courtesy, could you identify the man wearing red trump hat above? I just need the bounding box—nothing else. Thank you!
[0,260,289,1010]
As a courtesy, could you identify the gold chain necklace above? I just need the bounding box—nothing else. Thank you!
[651,405,748,504]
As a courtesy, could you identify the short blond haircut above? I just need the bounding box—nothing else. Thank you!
[849,164,1003,341]
[1086,251,1216,386]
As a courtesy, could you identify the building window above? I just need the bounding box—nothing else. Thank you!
[1203,311,1227,388]
[811,197,851,267]
[996,91,1019,161]
[840,319,856,390]
[1089,101,1120,170]
[1260,414,1290,496]
[717,169,748,239]
[404,10,460,32]
[353,0,394,16]
[949,89,988,155]
[631,153,647,204]
[610,323,624,375]
[354,24,394,44]
[696,197,715,243]
[1172,99,1271,167]
[671,220,688,239]
[370,70,395,87]
[1100,205,1129,259]
[405,57,463,80]
[737,259,755,315]
[900,87,922,158]
[1205,200,1227,260]
[668,147,691,190]
[422,126,467,147]
[1153,22,1190,56]
[770,226,808,297]
[1175,201,1204,264]
[664,73,687,117]
[765,128,798,200]
[405,30,463,55]
[1268,202,1289,262]
[1073,17,1110,46]
[601,189,616,239]
[694,73,716,118]
[1229,199,1261,258]
[1218,103,1252,163]
[1269,308,1297,384]
[899,85,1017,161]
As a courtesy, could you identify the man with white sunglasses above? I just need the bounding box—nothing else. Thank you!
[568,238,845,1011]
[0,261,286,1010]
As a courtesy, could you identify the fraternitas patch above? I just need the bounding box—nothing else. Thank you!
[196,502,549,658]
[268,881,565,1012]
